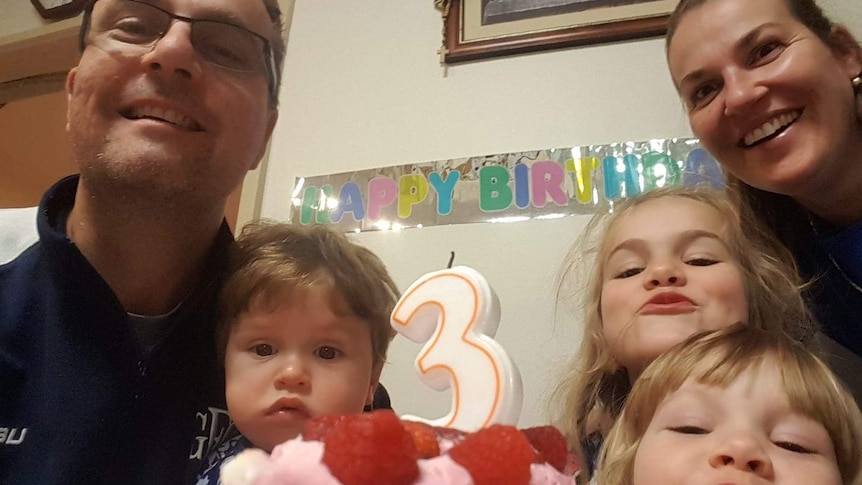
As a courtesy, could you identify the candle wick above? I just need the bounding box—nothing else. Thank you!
[447,251,455,269]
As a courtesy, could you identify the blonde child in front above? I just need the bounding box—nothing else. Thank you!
[598,323,862,485]
[196,221,400,483]
[549,186,814,481]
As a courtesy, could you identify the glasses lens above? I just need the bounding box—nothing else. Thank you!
[84,0,275,100]
[90,0,169,47]
[193,22,266,72]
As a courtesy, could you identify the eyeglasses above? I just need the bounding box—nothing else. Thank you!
[80,0,279,102]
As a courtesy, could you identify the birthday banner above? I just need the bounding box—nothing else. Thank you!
[289,138,722,232]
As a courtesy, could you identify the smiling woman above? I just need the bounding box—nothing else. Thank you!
[665,0,862,371]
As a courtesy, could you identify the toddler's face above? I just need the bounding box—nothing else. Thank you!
[600,196,748,379]
[632,361,841,485]
[224,286,377,452]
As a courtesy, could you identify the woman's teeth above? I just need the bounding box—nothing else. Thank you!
[743,111,800,147]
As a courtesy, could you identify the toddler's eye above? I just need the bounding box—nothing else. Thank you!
[614,267,643,279]
[686,258,718,267]
[670,426,708,435]
[252,344,274,357]
[775,441,813,454]
[315,346,341,360]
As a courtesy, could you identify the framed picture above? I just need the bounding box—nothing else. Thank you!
[438,0,678,64]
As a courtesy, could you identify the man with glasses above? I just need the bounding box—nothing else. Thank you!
[0,0,284,483]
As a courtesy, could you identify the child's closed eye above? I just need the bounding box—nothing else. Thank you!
[669,425,709,435]
[614,267,643,279]
[774,441,814,454]
[685,258,718,267]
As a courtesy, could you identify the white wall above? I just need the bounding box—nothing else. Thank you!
[0,0,72,41]
[822,0,862,30]
[263,0,862,427]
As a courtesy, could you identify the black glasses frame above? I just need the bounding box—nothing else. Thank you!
[79,0,279,103]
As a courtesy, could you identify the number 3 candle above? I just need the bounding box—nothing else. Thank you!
[390,266,523,431]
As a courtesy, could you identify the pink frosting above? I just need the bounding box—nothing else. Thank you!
[414,455,473,485]
[256,440,338,485]
[529,463,578,485]
[221,438,577,485]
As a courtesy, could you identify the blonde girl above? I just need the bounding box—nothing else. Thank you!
[598,323,862,485]
[549,185,813,481]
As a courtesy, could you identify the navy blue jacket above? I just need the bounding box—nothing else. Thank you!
[799,220,862,358]
[0,176,232,484]
[795,217,862,402]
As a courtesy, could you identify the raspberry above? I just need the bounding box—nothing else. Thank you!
[302,414,348,442]
[449,425,534,485]
[322,410,419,485]
[402,421,440,459]
[521,426,569,472]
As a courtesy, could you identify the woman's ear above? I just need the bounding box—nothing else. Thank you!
[827,25,862,80]
[825,25,862,122]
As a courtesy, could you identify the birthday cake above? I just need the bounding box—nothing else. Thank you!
[221,410,577,485]
[221,267,575,484]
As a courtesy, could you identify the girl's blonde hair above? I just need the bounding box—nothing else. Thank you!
[548,185,814,480]
[598,323,862,485]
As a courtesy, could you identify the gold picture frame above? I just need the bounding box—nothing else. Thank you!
[438,0,678,64]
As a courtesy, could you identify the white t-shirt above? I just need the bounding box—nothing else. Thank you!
[0,206,39,265]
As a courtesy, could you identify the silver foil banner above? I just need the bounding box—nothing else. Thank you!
[288,138,722,232]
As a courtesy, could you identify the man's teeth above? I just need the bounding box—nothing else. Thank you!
[743,111,800,146]
[130,106,199,130]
